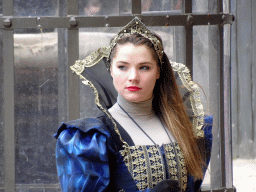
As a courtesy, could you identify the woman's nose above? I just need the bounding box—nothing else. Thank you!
[128,69,139,81]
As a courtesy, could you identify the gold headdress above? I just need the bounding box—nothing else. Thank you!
[106,17,164,68]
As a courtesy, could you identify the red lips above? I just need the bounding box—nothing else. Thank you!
[126,86,142,91]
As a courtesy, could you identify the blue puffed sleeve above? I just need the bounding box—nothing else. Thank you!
[55,124,110,192]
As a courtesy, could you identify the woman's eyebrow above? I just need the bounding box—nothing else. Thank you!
[116,61,129,64]
[139,62,154,65]
[115,61,154,65]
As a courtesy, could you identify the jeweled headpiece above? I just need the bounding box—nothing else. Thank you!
[107,17,164,68]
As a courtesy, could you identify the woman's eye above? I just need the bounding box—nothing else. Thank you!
[140,66,150,71]
[118,65,127,71]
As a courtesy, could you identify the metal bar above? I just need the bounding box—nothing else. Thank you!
[209,24,222,192]
[222,1,233,189]
[218,0,223,13]
[230,0,238,160]
[0,14,235,29]
[3,0,15,191]
[185,25,193,74]
[185,0,193,75]
[219,22,226,190]
[185,0,192,13]
[132,0,141,15]
[223,23,233,189]
[3,29,15,192]
[217,0,227,189]
[67,28,80,120]
[67,0,80,121]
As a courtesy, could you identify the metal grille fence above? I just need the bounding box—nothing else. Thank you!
[0,0,236,191]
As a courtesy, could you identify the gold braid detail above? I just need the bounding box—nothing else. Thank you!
[120,143,188,191]
[171,61,205,138]
[120,145,166,190]
[163,143,188,192]
[70,47,129,148]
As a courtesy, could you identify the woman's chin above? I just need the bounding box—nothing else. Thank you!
[123,95,147,103]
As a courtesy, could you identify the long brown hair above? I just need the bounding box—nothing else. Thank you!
[109,33,203,179]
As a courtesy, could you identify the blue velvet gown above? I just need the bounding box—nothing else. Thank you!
[54,112,212,192]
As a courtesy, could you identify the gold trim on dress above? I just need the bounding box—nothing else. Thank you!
[163,143,188,191]
[120,143,187,191]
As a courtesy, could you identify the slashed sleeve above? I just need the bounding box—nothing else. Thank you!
[55,124,110,192]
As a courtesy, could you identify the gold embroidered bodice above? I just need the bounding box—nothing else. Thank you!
[120,142,187,191]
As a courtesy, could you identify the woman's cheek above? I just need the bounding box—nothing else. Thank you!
[113,78,122,92]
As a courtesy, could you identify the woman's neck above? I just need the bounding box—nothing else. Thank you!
[108,94,176,145]
[117,94,154,116]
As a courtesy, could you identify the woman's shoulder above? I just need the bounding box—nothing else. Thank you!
[54,112,112,139]
[54,112,126,152]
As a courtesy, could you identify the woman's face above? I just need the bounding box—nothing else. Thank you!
[110,43,160,103]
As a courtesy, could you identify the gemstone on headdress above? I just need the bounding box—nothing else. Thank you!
[107,17,164,68]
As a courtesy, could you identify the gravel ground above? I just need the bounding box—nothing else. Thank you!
[233,159,256,192]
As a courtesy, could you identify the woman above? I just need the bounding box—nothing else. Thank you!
[55,18,212,192]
